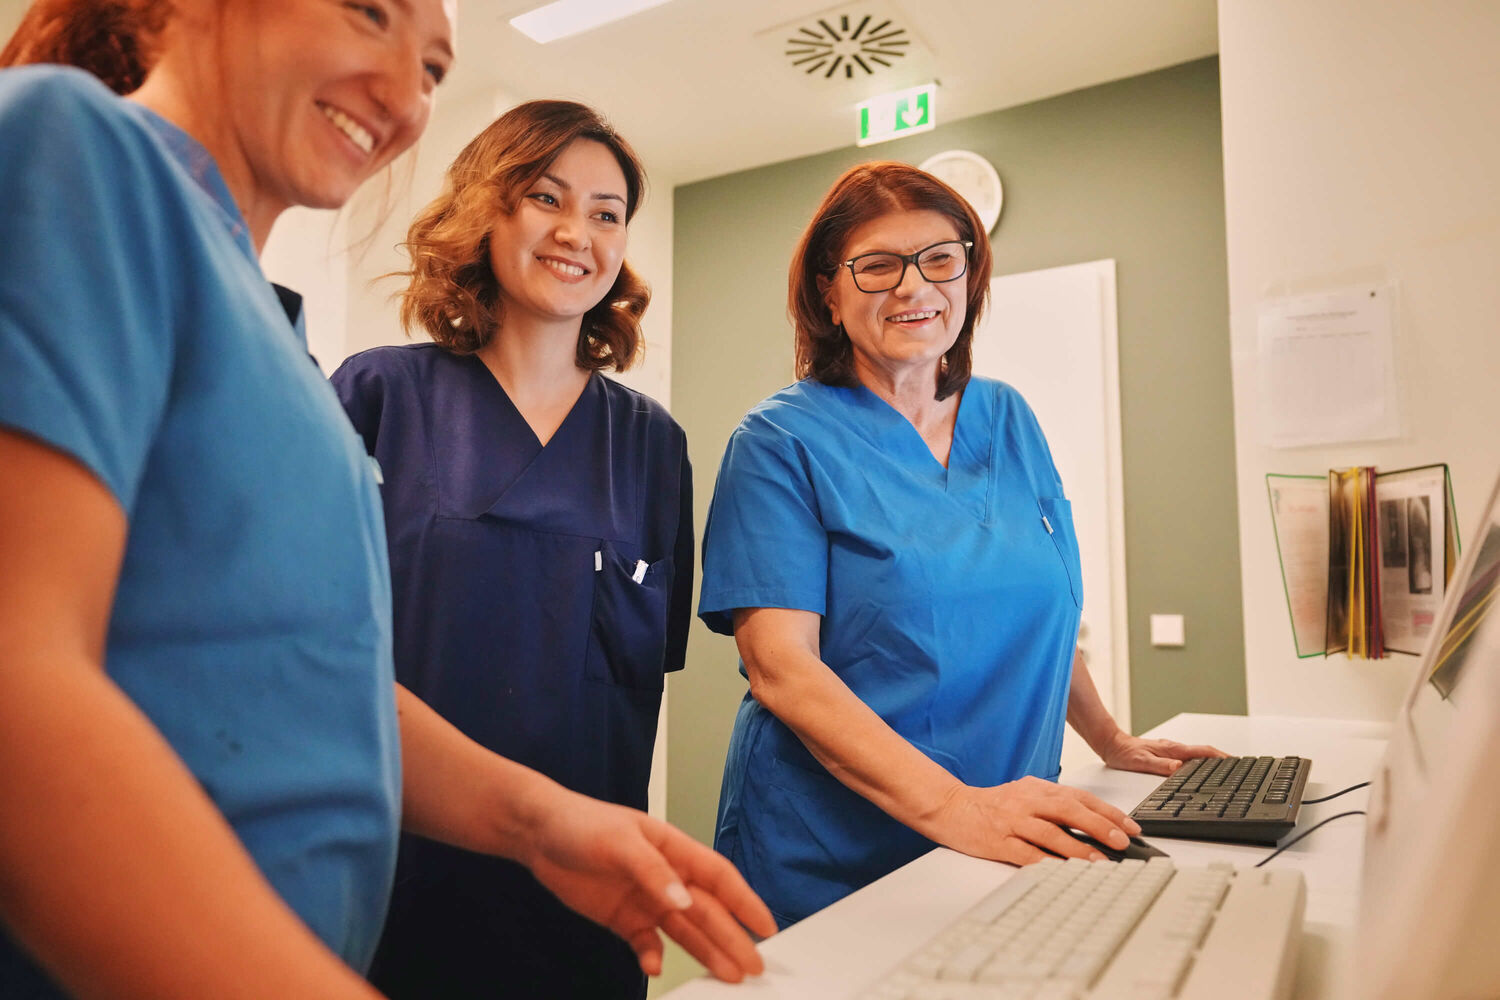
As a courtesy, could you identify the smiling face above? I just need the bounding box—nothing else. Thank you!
[212,0,456,218]
[824,209,968,387]
[486,138,630,331]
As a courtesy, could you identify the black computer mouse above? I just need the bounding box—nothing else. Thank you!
[1062,830,1171,862]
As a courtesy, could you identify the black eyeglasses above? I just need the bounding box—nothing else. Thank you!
[842,240,974,293]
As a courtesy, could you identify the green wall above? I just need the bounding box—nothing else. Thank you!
[667,57,1245,849]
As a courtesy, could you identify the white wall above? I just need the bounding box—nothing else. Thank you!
[1219,2,1500,719]
[342,86,517,360]
[604,181,673,409]
[261,209,348,371]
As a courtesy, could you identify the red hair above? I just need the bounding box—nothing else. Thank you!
[0,0,170,94]
[789,161,993,401]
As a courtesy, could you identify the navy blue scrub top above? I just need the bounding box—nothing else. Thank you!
[332,344,692,999]
[0,68,401,995]
[698,377,1083,927]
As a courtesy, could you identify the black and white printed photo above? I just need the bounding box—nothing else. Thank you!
[1380,499,1407,568]
[1407,495,1433,595]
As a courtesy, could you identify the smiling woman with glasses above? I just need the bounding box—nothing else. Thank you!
[695,160,1225,928]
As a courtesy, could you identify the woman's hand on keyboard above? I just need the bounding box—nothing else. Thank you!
[521,791,778,982]
[1096,731,1229,776]
[928,776,1143,865]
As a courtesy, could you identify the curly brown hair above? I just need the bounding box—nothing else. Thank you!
[789,161,993,401]
[0,0,170,94]
[397,99,650,370]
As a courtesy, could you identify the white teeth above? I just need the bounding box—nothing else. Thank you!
[320,104,373,155]
[541,258,586,277]
[891,309,939,322]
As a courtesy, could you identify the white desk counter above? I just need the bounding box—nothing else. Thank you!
[665,713,1388,1000]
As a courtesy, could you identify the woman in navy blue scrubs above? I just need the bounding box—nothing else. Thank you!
[699,162,1225,927]
[332,101,690,999]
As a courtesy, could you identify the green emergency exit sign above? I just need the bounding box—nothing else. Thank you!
[856,84,937,147]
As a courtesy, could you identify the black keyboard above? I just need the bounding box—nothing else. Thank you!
[1129,756,1311,845]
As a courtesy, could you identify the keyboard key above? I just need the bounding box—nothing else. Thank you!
[938,942,994,981]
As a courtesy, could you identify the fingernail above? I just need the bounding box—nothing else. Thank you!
[665,882,692,909]
[1108,828,1129,848]
[1126,817,1142,835]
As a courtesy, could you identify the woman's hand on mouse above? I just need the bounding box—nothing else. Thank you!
[927,776,1142,865]
[1096,730,1229,776]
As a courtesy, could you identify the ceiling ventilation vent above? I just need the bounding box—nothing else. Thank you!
[785,12,911,79]
[756,2,936,91]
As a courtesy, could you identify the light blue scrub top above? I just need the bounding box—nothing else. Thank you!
[699,376,1083,926]
[0,68,400,993]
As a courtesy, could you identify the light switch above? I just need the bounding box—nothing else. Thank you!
[1150,614,1185,647]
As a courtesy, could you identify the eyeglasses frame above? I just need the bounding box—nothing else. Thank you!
[840,240,975,293]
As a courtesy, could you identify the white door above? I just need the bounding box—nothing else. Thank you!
[971,260,1129,770]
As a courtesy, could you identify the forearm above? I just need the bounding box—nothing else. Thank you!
[395,684,561,866]
[1065,650,1126,755]
[0,654,378,1000]
[736,611,1143,865]
[739,613,962,840]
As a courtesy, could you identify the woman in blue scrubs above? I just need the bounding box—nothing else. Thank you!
[332,101,691,999]
[0,7,770,998]
[699,161,1224,927]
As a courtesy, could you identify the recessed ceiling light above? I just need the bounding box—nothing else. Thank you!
[508,0,676,44]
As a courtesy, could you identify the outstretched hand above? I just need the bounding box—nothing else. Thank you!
[521,792,777,982]
[1097,731,1228,776]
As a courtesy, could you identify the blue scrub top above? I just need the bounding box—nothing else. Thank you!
[699,376,1083,926]
[0,68,401,993]
[332,344,693,999]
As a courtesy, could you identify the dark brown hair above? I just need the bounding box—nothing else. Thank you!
[789,160,993,401]
[398,99,650,370]
[0,0,170,94]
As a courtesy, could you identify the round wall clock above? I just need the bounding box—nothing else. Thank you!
[919,149,1004,234]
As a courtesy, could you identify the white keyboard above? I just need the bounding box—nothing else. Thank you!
[857,856,1304,1000]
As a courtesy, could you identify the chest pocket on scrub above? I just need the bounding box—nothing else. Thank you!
[1038,496,1083,610]
[585,541,672,692]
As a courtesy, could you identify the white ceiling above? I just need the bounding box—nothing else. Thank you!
[456,0,1219,184]
[0,0,1219,185]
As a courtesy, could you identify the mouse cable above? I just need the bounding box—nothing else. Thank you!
[1254,810,1365,868]
[1300,780,1370,805]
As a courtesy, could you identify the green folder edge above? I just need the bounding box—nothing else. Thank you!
[1265,466,1461,660]
[1266,473,1328,659]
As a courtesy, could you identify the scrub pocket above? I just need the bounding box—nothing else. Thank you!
[1038,496,1084,609]
[585,541,671,692]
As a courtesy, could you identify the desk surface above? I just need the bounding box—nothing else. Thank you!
[664,713,1388,1000]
